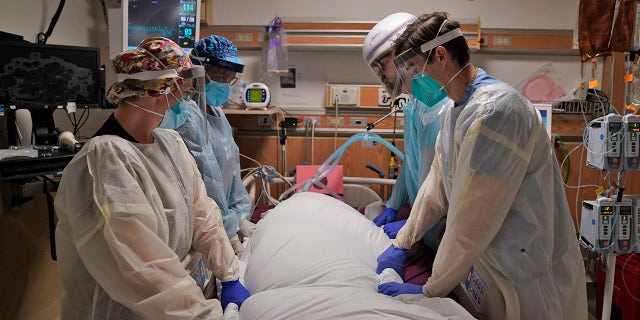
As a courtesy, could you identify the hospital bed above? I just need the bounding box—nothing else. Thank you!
[239,170,519,320]
[228,131,517,319]
[235,191,475,319]
[179,172,517,320]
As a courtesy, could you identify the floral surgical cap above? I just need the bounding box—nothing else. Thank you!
[190,35,244,73]
[106,37,193,105]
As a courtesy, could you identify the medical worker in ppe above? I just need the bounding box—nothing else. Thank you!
[159,34,254,257]
[375,13,587,320]
[363,12,449,252]
[55,37,249,319]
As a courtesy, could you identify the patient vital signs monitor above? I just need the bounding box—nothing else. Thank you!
[124,0,200,52]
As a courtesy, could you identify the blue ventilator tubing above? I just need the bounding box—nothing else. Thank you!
[279,132,405,200]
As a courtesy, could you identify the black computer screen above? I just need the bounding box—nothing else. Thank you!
[0,42,102,109]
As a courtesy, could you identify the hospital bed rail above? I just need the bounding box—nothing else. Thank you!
[242,173,396,211]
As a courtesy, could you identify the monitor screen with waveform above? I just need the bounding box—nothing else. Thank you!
[127,0,199,51]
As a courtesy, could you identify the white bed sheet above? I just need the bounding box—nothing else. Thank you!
[237,192,475,320]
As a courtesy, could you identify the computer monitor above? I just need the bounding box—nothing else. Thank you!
[124,0,200,52]
[534,103,553,138]
[0,42,103,145]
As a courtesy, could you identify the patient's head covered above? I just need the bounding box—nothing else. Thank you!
[239,192,475,319]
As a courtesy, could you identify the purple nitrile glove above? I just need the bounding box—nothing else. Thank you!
[376,245,406,277]
[373,207,397,227]
[378,282,423,297]
[383,219,407,239]
[220,279,250,309]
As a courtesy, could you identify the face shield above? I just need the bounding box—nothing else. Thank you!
[182,65,206,106]
[370,53,401,94]
[393,27,463,108]
[156,65,212,144]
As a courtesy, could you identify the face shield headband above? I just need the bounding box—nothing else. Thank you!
[115,47,188,108]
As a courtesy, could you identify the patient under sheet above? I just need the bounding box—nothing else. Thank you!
[237,192,474,319]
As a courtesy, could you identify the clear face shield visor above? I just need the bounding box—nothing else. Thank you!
[393,47,430,96]
[393,27,463,104]
[183,64,207,104]
[205,65,241,86]
[181,65,211,143]
[370,53,406,102]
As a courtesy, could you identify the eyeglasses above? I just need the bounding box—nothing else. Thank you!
[370,54,393,76]
[209,73,239,86]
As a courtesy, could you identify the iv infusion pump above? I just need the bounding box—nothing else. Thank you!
[586,114,623,171]
[586,114,640,172]
[624,114,640,170]
[580,197,637,253]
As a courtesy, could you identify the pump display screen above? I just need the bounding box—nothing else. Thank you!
[620,206,632,215]
[247,89,265,102]
[630,122,640,132]
[600,205,613,215]
[609,122,622,133]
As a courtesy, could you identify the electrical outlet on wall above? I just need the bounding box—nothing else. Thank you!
[349,117,367,127]
[304,117,321,126]
[257,115,274,126]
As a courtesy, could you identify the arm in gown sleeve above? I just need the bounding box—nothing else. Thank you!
[421,107,538,297]
[73,140,226,319]
[393,149,448,250]
[190,163,241,282]
[386,166,409,211]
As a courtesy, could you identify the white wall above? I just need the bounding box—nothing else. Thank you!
[211,0,579,30]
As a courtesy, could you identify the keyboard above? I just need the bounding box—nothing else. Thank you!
[0,149,75,180]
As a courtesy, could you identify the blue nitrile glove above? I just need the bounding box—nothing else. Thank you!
[378,282,423,297]
[383,219,407,239]
[373,207,398,227]
[220,279,250,309]
[376,245,406,277]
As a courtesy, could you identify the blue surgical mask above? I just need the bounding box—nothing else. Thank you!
[205,81,230,106]
[158,99,190,129]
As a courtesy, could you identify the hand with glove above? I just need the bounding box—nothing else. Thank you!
[222,303,240,320]
[382,219,407,239]
[378,282,423,297]
[376,245,406,278]
[373,207,398,227]
[220,279,250,309]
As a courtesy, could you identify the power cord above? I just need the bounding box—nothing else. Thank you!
[554,135,571,184]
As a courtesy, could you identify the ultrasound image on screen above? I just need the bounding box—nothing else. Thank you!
[0,43,101,109]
